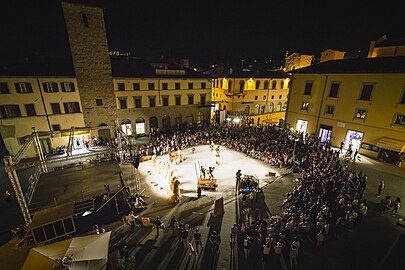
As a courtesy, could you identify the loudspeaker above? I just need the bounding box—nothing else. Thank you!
[133,155,140,169]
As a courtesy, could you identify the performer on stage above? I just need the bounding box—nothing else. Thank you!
[208,166,215,180]
[200,166,206,179]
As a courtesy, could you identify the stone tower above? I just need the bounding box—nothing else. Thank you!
[61,1,116,129]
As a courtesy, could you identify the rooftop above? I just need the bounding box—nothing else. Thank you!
[292,56,405,74]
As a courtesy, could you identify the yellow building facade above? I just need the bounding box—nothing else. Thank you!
[0,74,86,157]
[285,56,405,166]
[284,52,314,72]
[211,70,290,126]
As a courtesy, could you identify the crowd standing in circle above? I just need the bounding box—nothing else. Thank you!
[113,124,370,267]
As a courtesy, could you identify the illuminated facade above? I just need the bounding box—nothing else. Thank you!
[285,56,405,166]
[211,69,290,126]
[284,52,314,72]
[319,49,346,63]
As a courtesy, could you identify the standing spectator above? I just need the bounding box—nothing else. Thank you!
[289,244,299,268]
[274,241,284,265]
[391,197,401,215]
[243,236,251,258]
[377,180,384,197]
[181,226,190,249]
[193,228,203,253]
[209,231,219,254]
[353,149,358,162]
[316,229,325,248]
[170,215,177,233]
[358,201,368,223]
[262,238,271,262]
[230,224,238,244]
[381,196,392,216]
[154,216,164,237]
[127,211,137,233]
[339,141,344,154]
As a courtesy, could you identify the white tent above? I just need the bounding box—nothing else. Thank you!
[22,231,111,270]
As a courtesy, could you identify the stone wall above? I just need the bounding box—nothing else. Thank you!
[62,2,116,128]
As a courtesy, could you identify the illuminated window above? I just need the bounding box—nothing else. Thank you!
[394,114,405,126]
[269,103,274,112]
[276,102,282,112]
[301,102,309,110]
[304,82,313,95]
[61,82,75,92]
[355,109,367,119]
[63,102,81,113]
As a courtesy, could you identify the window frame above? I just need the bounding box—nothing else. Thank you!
[394,114,405,126]
[359,83,374,101]
[301,102,310,110]
[133,83,140,91]
[355,108,367,119]
[148,83,155,90]
[325,105,335,115]
[175,95,181,106]
[61,82,75,92]
[96,99,103,106]
[149,96,156,107]
[25,104,36,116]
[117,83,125,91]
[51,103,61,114]
[0,82,10,94]
[329,82,340,98]
[304,81,313,96]
[63,102,81,113]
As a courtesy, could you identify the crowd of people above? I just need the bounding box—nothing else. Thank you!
[110,124,400,268]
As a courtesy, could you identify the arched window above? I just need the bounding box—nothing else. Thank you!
[162,115,171,130]
[271,80,277,89]
[255,80,260,90]
[276,102,282,112]
[135,117,145,134]
[150,116,158,132]
[283,102,287,111]
[269,102,274,113]
[239,80,245,93]
[228,80,232,91]
[121,119,132,136]
[264,80,269,90]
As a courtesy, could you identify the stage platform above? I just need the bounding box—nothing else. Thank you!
[29,160,124,213]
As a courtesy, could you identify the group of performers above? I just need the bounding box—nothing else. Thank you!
[200,165,215,180]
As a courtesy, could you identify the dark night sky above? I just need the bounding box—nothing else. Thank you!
[0,0,403,68]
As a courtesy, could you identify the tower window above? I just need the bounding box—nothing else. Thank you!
[82,14,89,27]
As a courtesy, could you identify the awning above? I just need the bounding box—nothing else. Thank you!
[376,137,405,152]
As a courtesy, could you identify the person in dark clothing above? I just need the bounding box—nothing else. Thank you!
[193,228,203,253]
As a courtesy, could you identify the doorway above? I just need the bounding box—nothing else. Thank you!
[318,125,332,144]
[344,130,364,151]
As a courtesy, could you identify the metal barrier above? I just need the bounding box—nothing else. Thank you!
[25,167,41,205]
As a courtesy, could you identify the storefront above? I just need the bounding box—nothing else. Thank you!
[376,137,405,165]
[296,119,308,135]
[318,124,333,144]
[344,130,364,151]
